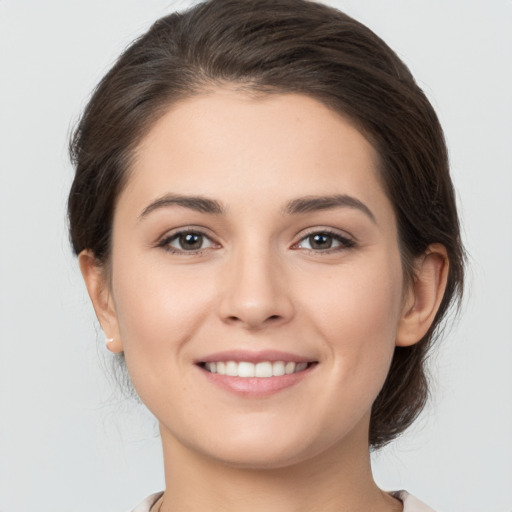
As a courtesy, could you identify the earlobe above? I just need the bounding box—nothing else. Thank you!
[396,244,449,347]
[78,250,123,353]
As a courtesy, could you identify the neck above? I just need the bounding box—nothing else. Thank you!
[157,420,402,512]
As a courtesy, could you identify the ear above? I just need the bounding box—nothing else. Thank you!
[78,250,123,353]
[396,243,449,347]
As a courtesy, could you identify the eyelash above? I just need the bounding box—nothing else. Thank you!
[156,228,356,255]
[157,229,217,254]
[292,229,356,254]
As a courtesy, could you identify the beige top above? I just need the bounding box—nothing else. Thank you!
[131,490,437,512]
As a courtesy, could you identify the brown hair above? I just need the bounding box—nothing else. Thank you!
[68,0,464,449]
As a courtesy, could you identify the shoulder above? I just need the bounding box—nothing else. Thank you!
[391,490,438,512]
[130,490,436,512]
[129,492,163,512]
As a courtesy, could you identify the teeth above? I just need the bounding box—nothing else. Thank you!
[285,361,295,374]
[225,361,238,376]
[255,361,273,377]
[295,362,308,372]
[238,361,255,377]
[273,361,285,376]
[204,361,310,377]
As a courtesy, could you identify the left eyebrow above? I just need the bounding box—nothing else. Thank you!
[283,194,376,223]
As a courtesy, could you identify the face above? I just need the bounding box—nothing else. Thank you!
[98,90,412,468]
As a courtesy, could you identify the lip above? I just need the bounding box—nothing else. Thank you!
[195,350,318,397]
[196,349,314,364]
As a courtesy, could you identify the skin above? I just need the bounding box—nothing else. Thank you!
[80,90,448,512]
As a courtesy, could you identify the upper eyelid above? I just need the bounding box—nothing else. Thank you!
[291,229,357,253]
[155,226,355,248]
[157,226,217,243]
[157,229,219,255]
[294,226,355,243]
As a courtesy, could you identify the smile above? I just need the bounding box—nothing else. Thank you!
[202,361,309,378]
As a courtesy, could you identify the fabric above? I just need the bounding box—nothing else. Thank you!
[130,490,436,511]
[130,492,162,512]
[392,490,437,511]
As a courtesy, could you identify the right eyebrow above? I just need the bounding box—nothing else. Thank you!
[138,194,225,220]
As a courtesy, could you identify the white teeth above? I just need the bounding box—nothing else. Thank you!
[225,361,238,376]
[204,360,310,377]
[285,361,296,374]
[272,361,285,376]
[238,361,255,377]
[255,361,273,377]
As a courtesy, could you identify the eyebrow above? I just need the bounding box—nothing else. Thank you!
[139,194,224,220]
[138,193,375,223]
[284,194,376,223]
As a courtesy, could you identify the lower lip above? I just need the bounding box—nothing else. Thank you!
[198,365,315,397]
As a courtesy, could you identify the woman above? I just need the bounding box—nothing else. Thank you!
[68,0,464,510]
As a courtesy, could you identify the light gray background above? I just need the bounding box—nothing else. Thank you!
[1,1,511,511]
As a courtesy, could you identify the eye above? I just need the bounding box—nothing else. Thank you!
[159,230,217,253]
[295,231,355,252]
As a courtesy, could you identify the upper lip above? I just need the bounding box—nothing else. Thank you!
[196,350,316,364]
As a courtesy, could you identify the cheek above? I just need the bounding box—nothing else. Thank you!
[304,256,404,377]
[110,258,216,378]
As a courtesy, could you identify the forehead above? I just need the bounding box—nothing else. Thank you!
[123,90,390,219]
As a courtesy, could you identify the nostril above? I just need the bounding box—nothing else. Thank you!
[227,314,281,322]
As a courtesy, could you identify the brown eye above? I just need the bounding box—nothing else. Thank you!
[178,232,204,250]
[308,233,333,250]
[295,231,355,252]
[161,231,216,253]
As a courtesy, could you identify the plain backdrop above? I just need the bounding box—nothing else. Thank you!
[0,1,511,511]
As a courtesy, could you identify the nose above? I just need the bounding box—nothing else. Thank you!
[218,246,295,330]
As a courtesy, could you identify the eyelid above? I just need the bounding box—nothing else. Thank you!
[154,225,355,254]
[156,226,220,254]
[291,227,356,251]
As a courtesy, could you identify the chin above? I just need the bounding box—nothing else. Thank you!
[182,420,357,471]
[203,442,315,470]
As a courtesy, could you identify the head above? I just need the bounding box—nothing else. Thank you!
[69,0,464,452]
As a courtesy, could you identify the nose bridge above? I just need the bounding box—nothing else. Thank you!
[218,237,293,329]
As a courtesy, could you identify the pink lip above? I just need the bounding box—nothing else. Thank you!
[195,350,318,397]
[196,349,315,364]
[199,365,316,396]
